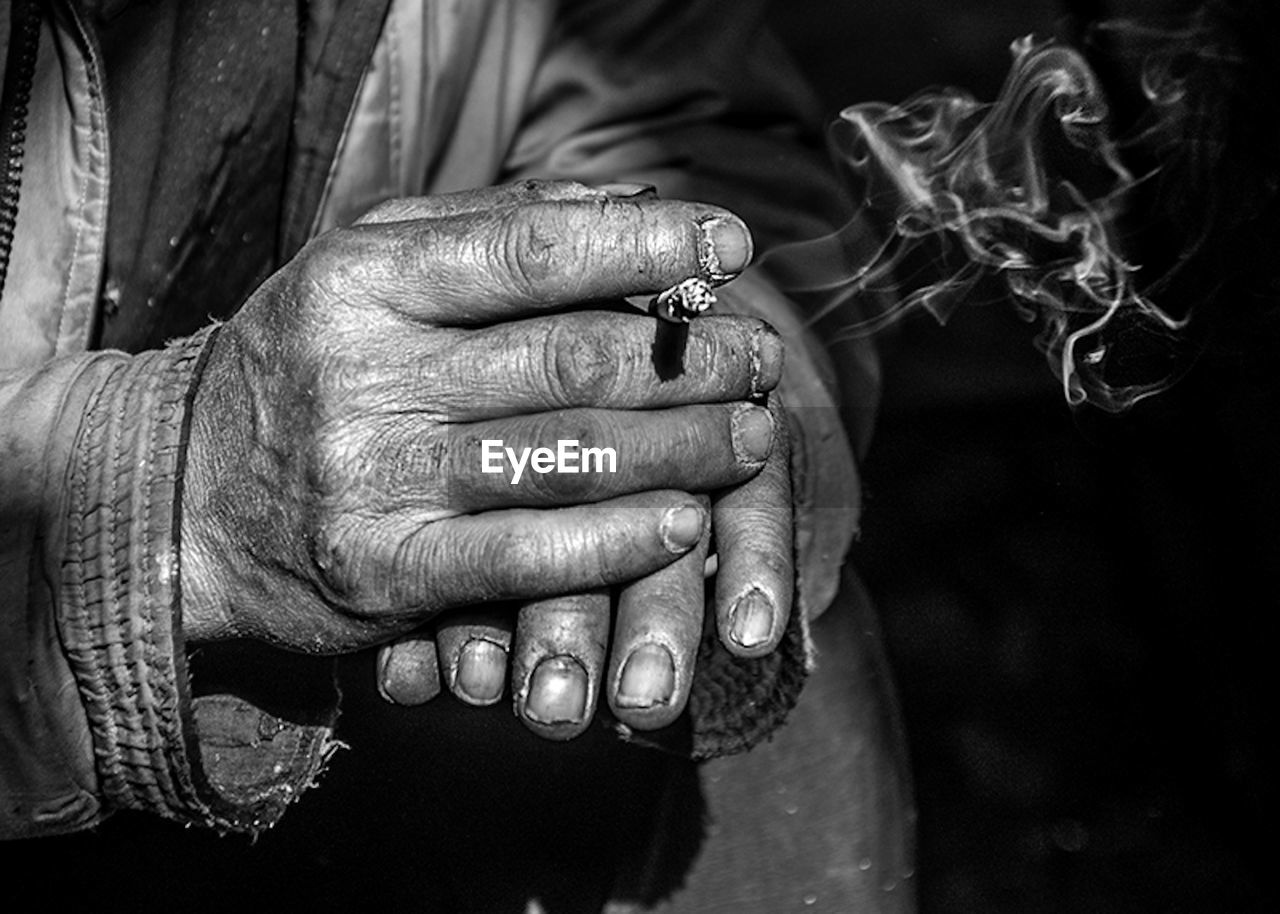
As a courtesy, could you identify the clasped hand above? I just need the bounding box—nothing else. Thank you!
[179,180,795,738]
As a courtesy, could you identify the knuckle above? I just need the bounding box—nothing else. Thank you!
[528,413,615,502]
[497,208,579,301]
[464,520,610,598]
[393,219,446,277]
[474,526,544,596]
[385,524,447,614]
[311,517,376,611]
[309,423,362,503]
[357,198,409,224]
[685,317,760,396]
[587,518,619,575]
[396,523,547,610]
[310,345,381,411]
[627,207,686,284]
[293,228,349,288]
[291,227,383,317]
[666,403,723,457]
[543,321,620,406]
[315,419,450,515]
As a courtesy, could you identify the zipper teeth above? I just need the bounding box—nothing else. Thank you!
[0,0,44,301]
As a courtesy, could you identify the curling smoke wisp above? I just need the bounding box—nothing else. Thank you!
[768,36,1189,412]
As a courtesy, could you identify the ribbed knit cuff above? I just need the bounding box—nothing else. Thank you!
[687,595,812,760]
[57,328,337,833]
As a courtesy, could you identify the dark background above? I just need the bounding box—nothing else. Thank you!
[6,4,1270,911]
[767,1,1273,911]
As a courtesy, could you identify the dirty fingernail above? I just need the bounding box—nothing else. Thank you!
[731,405,774,465]
[525,655,589,724]
[751,324,785,396]
[455,639,506,705]
[378,640,441,706]
[729,589,774,650]
[660,503,705,552]
[699,214,753,280]
[616,642,676,709]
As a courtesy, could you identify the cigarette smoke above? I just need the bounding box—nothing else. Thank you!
[768,2,1279,412]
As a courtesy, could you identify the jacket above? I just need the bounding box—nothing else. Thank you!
[0,0,880,849]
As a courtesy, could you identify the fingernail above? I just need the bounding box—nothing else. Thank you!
[598,182,658,199]
[699,215,753,281]
[731,405,774,464]
[729,589,774,649]
[525,655,589,724]
[616,642,676,709]
[455,639,506,705]
[378,641,441,706]
[660,503,705,552]
[751,324,785,397]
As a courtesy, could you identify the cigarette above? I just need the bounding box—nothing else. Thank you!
[624,277,718,323]
[651,277,717,322]
[637,278,715,379]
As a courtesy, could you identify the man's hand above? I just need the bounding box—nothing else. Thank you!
[179,182,784,666]
[381,375,797,740]
[359,187,801,740]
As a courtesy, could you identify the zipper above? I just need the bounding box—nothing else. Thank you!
[0,0,42,302]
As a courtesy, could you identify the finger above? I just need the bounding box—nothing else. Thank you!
[353,179,613,225]
[436,609,514,706]
[456,403,774,508]
[350,197,753,323]
[392,312,783,420]
[349,402,774,515]
[608,497,712,730]
[326,491,707,619]
[713,399,795,658]
[376,632,442,706]
[512,590,611,740]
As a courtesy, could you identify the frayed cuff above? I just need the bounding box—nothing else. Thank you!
[57,327,338,834]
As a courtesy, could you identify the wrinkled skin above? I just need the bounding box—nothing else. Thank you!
[180,181,795,735]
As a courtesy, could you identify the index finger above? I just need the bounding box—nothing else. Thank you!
[356,197,754,325]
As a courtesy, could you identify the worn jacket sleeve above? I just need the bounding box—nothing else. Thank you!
[0,331,336,839]
[499,0,880,617]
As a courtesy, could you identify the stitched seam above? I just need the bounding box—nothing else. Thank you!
[64,368,127,799]
[142,351,192,810]
[130,357,176,811]
[103,360,129,786]
[309,77,366,240]
[387,7,402,191]
[54,17,106,355]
